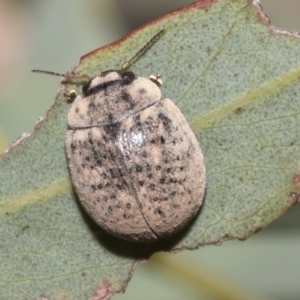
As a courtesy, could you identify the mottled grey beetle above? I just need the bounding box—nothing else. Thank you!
[33,30,206,243]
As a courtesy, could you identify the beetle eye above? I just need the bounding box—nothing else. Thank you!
[82,79,92,96]
[65,90,77,103]
[122,71,135,85]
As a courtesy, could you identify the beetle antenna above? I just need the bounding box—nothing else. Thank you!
[31,69,66,77]
[121,29,165,72]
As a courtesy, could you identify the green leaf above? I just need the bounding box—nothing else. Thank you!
[0,0,299,299]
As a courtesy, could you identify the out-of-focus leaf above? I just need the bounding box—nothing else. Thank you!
[0,127,8,154]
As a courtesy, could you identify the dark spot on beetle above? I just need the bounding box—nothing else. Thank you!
[176,156,180,161]
[116,184,122,190]
[188,201,191,205]
[121,91,135,108]
[156,165,161,171]
[180,166,184,171]
[102,135,108,143]
[77,168,81,173]
[160,136,165,144]
[166,168,172,173]
[96,160,102,166]
[150,139,156,144]
[102,155,107,160]
[134,114,141,122]
[81,163,86,168]
[111,194,116,199]
[108,206,112,212]
[171,191,177,197]
[88,102,96,110]
[160,178,166,184]
[154,207,166,217]
[123,153,131,161]
[139,181,144,186]
[109,150,117,162]
[136,165,142,172]
[105,182,111,188]
[116,202,121,208]
[158,113,172,132]
[141,151,148,158]
[146,164,151,171]
[122,179,128,187]
[108,113,113,122]
[91,185,96,192]
[97,141,101,147]
[104,122,120,138]
[170,178,177,183]
[187,189,192,194]
[88,138,93,145]
[173,204,180,209]
[96,198,101,203]
[148,174,153,179]
[109,169,116,178]
[92,151,99,161]
[98,184,103,189]
[102,172,107,179]
[172,140,176,145]
[85,156,90,162]
[75,107,79,113]
[123,214,130,219]
[149,184,155,190]
[164,159,169,164]
[139,88,146,94]
[79,151,82,156]
[71,143,76,151]
[121,90,130,101]
[103,196,108,202]
[153,197,158,202]
[118,169,125,177]
[90,165,94,170]
[126,203,131,209]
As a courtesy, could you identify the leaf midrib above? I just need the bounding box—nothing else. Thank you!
[191,64,300,132]
[0,179,72,214]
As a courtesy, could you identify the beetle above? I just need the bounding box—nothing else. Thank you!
[33,30,206,242]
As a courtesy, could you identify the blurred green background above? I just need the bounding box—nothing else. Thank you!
[0,1,300,299]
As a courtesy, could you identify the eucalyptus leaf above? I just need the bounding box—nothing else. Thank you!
[0,0,299,299]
